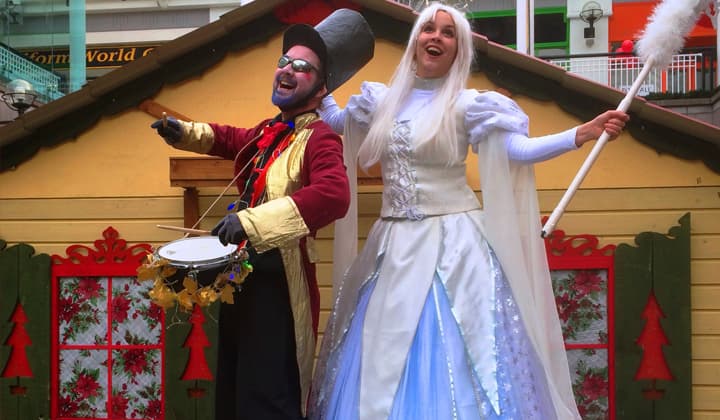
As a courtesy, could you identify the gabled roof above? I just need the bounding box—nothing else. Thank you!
[1,0,718,173]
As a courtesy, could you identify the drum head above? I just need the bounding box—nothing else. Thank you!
[157,236,237,269]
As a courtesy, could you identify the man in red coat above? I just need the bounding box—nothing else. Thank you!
[151,9,374,420]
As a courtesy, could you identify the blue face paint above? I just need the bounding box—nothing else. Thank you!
[271,74,324,112]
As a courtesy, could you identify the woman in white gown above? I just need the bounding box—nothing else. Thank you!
[309,4,628,420]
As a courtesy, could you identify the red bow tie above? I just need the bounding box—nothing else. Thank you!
[257,122,289,149]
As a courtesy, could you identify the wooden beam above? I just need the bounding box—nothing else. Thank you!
[169,156,382,228]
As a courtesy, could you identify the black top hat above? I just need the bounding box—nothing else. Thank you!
[282,9,375,93]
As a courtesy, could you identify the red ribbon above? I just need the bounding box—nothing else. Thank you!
[249,122,294,207]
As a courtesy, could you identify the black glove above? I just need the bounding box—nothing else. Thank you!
[150,116,182,144]
[211,214,248,246]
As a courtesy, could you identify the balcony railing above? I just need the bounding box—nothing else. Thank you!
[544,48,718,97]
[0,43,64,102]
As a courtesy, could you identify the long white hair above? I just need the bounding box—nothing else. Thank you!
[357,2,474,169]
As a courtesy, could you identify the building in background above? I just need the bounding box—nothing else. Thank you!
[1,0,718,124]
[0,0,253,117]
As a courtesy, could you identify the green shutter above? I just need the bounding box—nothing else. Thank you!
[0,242,51,420]
[164,302,219,420]
[615,213,691,419]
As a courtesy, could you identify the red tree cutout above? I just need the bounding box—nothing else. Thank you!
[633,290,674,399]
[2,303,33,395]
[181,304,213,382]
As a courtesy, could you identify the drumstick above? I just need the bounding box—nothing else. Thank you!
[156,224,210,235]
[162,111,168,129]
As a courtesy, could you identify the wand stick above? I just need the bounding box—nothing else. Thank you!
[541,59,654,237]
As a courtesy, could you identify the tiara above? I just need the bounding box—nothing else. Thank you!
[402,0,472,13]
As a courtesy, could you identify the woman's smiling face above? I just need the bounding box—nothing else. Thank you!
[414,10,458,79]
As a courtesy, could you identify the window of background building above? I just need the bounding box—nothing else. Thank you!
[468,8,569,57]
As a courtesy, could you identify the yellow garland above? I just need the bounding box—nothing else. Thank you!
[137,251,253,311]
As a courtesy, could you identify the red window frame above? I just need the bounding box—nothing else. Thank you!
[545,228,616,420]
[49,227,164,420]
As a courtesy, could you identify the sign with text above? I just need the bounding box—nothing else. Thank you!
[20,45,158,69]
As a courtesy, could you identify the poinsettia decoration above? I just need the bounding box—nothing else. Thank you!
[57,277,163,419]
[58,277,106,344]
[553,269,607,342]
[571,357,610,418]
[52,228,167,419]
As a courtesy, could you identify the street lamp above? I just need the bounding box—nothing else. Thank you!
[580,1,604,39]
[2,79,37,117]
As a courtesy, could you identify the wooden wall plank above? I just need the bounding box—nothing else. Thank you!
[9,231,715,265]
[693,386,720,411]
[317,212,720,238]
[538,211,720,236]
[0,221,208,243]
[692,261,720,285]
[692,311,720,334]
[319,288,332,311]
[7,186,717,222]
[308,186,720,213]
[0,197,184,220]
[693,286,720,310]
[692,236,720,260]
[693,361,720,385]
[693,336,720,360]
[536,187,720,212]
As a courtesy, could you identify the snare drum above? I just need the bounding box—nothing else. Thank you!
[156,236,241,289]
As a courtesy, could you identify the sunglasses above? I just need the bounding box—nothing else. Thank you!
[277,55,319,74]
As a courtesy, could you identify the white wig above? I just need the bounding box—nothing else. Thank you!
[357,2,474,169]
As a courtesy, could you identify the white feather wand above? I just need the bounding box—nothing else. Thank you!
[541,0,712,237]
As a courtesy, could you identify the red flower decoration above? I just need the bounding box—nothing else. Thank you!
[556,292,580,323]
[122,349,149,376]
[145,399,163,419]
[111,392,130,418]
[580,371,608,400]
[59,394,79,416]
[78,277,103,300]
[112,294,132,325]
[145,303,163,324]
[573,271,603,296]
[59,296,81,323]
[75,372,101,398]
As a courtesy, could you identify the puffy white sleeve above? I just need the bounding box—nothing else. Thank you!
[465,90,530,150]
[318,94,346,134]
[318,81,387,135]
[465,90,579,163]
